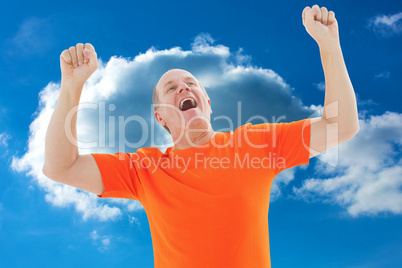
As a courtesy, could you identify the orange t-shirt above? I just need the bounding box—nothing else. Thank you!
[91,118,311,268]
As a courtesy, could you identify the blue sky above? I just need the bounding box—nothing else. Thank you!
[1,0,402,267]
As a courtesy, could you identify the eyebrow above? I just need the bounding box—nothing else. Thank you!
[163,76,196,92]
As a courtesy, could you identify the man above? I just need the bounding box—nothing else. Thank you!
[43,5,359,268]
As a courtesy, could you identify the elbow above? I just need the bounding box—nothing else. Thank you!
[42,163,49,177]
[340,121,360,143]
[351,120,360,137]
[354,122,360,136]
[42,163,62,182]
[42,163,53,180]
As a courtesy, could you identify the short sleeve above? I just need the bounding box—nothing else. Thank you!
[274,118,311,173]
[91,152,140,201]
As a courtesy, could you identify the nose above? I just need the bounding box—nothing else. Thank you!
[177,82,191,94]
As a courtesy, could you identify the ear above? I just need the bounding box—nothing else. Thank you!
[208,99,212,114]
[154,110,166,127]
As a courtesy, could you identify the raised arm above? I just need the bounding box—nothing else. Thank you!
[42,43,104,195]
[302,5,359,158]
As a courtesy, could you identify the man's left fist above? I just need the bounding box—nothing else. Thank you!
[302,5,340,48]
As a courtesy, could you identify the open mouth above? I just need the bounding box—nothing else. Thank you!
[179,98,197,111]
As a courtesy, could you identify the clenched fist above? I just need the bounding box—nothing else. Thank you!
[60,43,98,86]
[302,5,340,49]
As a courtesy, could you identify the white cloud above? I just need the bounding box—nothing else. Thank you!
[90,230,111,253]
[375,71,391,79]
[129,215,141,227]
[5,16,54,58]
[0,132,11,147]
[367,11,402,36]
[90,230,99,240]
[313,81,325,91]
[0,132,11,158]
[234,48,252,66]
[191,33,230,56]
[108,198,144,212]
[271,168,299,201]
[293,112,402,217]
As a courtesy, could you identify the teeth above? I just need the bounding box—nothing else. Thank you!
[179,98,196,110]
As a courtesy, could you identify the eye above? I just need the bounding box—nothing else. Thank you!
[187,82,195,86]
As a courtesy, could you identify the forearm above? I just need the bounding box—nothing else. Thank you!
[43,81,83,177]
[319,44,359,139]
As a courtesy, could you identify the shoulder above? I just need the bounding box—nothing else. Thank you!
[233,122,275,137]
[136,146,169,158]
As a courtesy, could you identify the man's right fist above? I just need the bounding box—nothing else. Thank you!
[60,43,98,86]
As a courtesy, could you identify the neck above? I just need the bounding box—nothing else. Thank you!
[172,126,215,150]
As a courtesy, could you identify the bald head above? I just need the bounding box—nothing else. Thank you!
[152,69,209,112]
[152,69,212,134]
